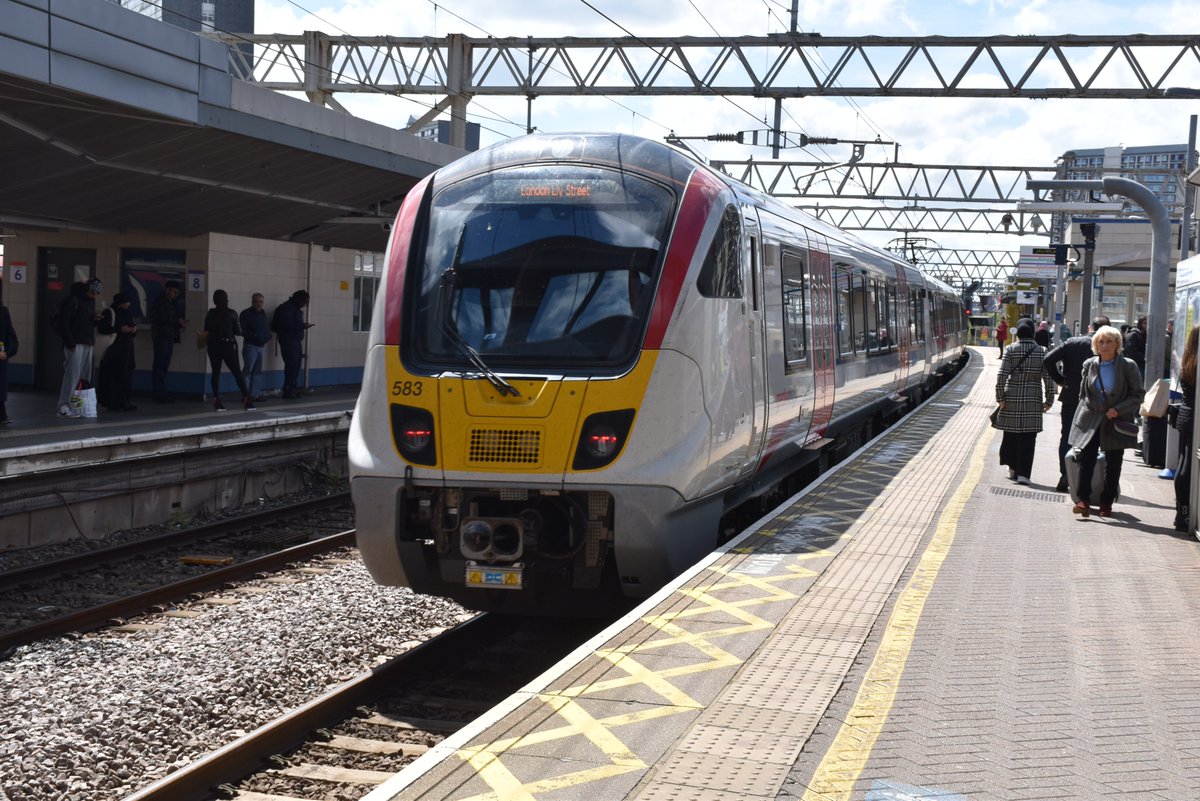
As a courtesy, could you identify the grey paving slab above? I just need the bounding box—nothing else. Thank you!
[785,348,1198,800]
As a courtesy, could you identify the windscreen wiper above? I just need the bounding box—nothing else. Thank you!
[441,323,522,398]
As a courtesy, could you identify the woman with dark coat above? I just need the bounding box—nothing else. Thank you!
[1173,326,1198,532]
[0,303,18,424]
[1068,325,1146,518]
[97,292,138,411]
[203,289,253,411]
[995,318,1056,485]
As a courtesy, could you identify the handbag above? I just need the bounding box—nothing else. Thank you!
[1140,378,1170,418]
[1105,418,1139,448]
[196,330,209,350]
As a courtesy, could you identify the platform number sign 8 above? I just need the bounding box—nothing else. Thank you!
[189,272,206,293]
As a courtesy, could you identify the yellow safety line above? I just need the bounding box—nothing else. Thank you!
[801,427,995,801]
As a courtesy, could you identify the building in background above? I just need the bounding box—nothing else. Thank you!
[1060,144,1191,212]
[110,0,253,34]
[1054,142,1198,332]
[409,117,482,153]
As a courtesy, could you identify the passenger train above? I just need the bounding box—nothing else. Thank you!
[349,133,967,614]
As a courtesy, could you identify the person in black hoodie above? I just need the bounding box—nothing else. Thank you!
[203,289,253,411]
[272,289,313,399]
[97,292,139,412]
[0,302,19,424]
[55,277,102,417]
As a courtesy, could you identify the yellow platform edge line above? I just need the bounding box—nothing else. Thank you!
[800,426,996,801]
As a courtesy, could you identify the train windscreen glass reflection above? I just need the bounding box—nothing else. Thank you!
[412,167,675,368]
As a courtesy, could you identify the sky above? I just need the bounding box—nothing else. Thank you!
[249,0,1200,259]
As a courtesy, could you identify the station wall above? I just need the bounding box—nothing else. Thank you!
[0,229,374,397]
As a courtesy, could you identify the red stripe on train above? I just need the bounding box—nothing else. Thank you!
[643,169,723,349]
[383,175,433,346]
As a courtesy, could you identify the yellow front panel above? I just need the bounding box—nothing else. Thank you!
[385,350,661,474]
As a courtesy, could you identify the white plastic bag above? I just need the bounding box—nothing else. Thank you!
[71,386,98,418]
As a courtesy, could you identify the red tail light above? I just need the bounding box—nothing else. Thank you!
[573,410,636,470]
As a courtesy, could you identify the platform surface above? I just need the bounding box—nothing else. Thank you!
[0,386,358,460]
[362,346,1198,801]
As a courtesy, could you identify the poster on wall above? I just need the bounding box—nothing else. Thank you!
[121,248,187,324]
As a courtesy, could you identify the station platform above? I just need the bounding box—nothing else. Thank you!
[0,386,358,549]
[0,386,357,468]
[364,346,1200,801]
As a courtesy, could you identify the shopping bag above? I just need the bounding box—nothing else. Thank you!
[71,386,98,418]
[1140,378,1170,418]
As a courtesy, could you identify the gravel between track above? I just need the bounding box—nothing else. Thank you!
[0,560,468,801]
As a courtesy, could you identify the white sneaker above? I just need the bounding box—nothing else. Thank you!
[57,404,81,418]
[1017,476,1031,486]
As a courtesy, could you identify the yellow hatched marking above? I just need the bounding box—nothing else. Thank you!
[800,428,993,801]
[458,555,812,799]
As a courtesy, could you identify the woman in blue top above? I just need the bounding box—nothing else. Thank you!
[1067,325,1145,518]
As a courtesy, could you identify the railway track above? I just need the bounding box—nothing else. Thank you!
[127,613,607,801]
[0,493,353,652]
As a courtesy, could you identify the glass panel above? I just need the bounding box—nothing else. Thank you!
[696,205,742,299]
[835,267,854,355]
[411,165,675,368]
[781,250,807,364]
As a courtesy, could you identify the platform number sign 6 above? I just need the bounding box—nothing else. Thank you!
[8,264,26,283]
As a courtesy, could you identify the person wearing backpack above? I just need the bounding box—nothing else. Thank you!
[55,277,103,418]
[272,290,313,399]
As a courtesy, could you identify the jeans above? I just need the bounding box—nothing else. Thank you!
[242,342,265,398]
[152,336,174,398]
[58,345,94,409]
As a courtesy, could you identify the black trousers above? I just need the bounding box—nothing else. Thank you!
[1057,398,1078,482]
[999,431,1038,479]
[207,340,248,399]
[1076,427,1124,506]
[1175,423,1192,524]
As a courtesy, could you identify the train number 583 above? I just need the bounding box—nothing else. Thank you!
[391,381,424,397]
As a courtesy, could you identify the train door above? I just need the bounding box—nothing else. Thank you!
[807,234,836,435]
[738,209,768,479]
[36,247,96,391]
[894,267,911,392]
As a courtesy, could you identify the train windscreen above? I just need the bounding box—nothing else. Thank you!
[410,165,676,370]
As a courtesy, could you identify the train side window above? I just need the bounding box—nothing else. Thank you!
[884,282,898,350]
[781,249,807,367]
[696,205,742,299]
[748,236,759,311]
[835,265,854,356]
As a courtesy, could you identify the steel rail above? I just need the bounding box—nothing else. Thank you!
[0,492,350,593]
[0,529,356,653]
[123,613,494,801]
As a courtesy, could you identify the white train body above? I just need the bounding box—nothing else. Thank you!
[349,133,966,613]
